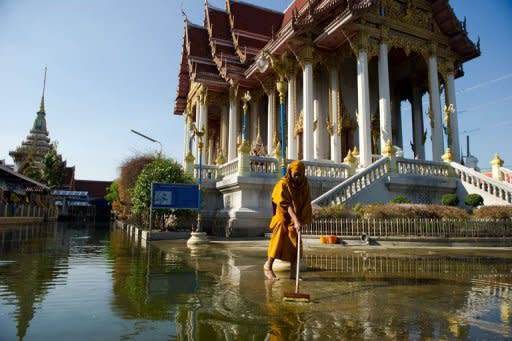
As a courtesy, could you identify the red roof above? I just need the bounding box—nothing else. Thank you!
[74,180,112,199]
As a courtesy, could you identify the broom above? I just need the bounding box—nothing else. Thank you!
[283,231,310,303]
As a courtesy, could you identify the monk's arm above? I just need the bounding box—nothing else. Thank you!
[287,206,301,232]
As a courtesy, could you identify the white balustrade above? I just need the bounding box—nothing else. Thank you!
[219,159,239,178]
[193,164,218,181]
[451,162,512,204]
[312,157,389,206]
[302,160,350,179]
[397,158,451,176]
[250,156,278,176]
[501,167,512,185]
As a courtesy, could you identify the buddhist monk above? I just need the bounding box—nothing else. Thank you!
[264,160,312,280]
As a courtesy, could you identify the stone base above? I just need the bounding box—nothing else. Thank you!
[187,231,209,245]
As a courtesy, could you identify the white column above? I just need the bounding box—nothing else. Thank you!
[228,89,238,160]
[378,41,392,154]
[412,85,425,159]
[195,103,201,159]
[329,66,341,162]
[357,49,372,167]
[428,54,444,160]
[313,73,321,160]
[287,72,297,159]
[250,98,258,144]
[267,90,275,156]
[446,71,460,161]
[220,106,228,156]
[303,62,314,161]
[200,102,208,162]
[183,114,189,163]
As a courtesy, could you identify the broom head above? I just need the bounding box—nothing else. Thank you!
[283,292,310,303]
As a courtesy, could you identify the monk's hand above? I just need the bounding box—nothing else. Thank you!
[294,219,302,233]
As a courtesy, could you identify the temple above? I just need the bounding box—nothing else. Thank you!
[174,0,511,237]
[10,68,54,173]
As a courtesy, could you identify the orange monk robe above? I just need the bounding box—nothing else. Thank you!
[267,161,312,262]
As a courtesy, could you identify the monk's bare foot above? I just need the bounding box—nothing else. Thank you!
[263,262,278,280]
[264,269,278,280]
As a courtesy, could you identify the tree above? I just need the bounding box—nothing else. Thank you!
[130,157,192,229]
[105,180,120,213]
[40,142,67,188]
[117,154,155,219]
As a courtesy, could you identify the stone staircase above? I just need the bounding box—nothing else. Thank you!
[312,157,512,207]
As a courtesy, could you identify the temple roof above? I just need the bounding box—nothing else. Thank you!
[174,0,480,115]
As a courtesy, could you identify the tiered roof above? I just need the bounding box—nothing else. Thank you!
[174,0,480,115]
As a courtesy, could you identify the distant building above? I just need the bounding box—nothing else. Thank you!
[9,68,56,172]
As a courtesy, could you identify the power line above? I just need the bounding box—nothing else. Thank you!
[457,72,512,95]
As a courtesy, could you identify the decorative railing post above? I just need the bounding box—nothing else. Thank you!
[491,153,504,181]
[343,150,357,177]
[216,149,226,180]
[382,139,396,174]
[442,147,456,176]
[184,151,195,178]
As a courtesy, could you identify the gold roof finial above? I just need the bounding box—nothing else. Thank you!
[39,66,47,114]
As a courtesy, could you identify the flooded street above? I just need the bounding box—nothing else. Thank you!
[0,222,511,340]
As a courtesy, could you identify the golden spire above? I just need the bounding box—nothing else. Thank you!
[39,66,47,114]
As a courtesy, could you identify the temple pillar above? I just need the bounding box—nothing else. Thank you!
[329,65,341,162]
[301,46,314,161]
[445,69,460,161]
[228,86,238,161]
[266,88,275,156]
[250,96,258,144]
[378,41,392,156]
[287,68,298,160]
[220,105,228,159]
[428,47,444,160]
[199,100,208,162]
[183,114,189,163]
[357,49,372,167]
[313,71,321,160]
[412,84,425,159]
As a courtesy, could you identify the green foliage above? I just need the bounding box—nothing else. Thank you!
[40,142,67,188]
[352,203,365,218]
[390,196,411,204]
[441,193,459,206]
[105,180,119,203]
[130,157,192,215]
[363,204,469,219]
[464,193,484,208]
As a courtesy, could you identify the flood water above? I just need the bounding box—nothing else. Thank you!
[0,222,511,340]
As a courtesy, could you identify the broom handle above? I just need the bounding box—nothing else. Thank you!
[295,230,301,293]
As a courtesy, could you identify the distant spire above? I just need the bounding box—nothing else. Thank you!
[39,66,47,114]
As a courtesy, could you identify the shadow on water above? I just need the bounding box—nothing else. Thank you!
[0,222,511,340]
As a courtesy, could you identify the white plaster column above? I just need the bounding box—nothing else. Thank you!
[200,102,208,162]
[228,88,238,161]
[445,71,460,161]
[220,105,228,157]
[303,61,314,161]
[412,85,425,159]
[267,89,275,156]
[357,49,372,167]
[428,51,444,160]
[287,71,298,159]
[195,103,201,160]
[313,72,321,160]
[250,97,258,144]
[183,114,189,163]
[378,41,392,154]
[329,65,341,162]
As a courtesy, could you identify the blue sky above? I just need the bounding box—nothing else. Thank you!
[0,0,510,181]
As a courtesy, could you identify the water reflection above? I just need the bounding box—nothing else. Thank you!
[0,223,510,340]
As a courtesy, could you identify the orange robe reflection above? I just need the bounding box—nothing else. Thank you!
[267,161,312,262]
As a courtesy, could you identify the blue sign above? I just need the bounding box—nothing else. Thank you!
[151,183,198,209]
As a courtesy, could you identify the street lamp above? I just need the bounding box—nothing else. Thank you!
[242,91,252,142]
[130,129,162,156]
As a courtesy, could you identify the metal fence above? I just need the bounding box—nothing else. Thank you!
[303,217,512,239]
